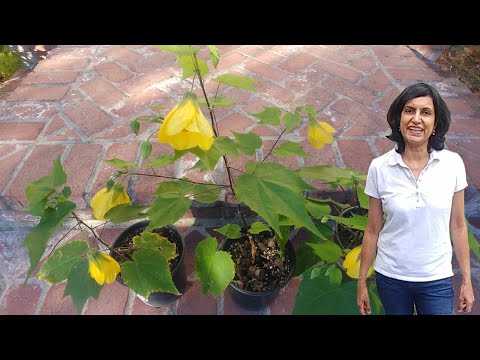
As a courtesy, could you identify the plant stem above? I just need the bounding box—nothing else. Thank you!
[192,55,219,137]
[193,55,247,228]
[262,128,286,163]
[47,223,79,257]
[72,212,133,261]
[71,212,109,248]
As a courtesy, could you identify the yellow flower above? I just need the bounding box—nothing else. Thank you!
[158,92,214,151]
[308,120,336,149]
[343,245,373,279]
[90,187,130,220]
[88,250,120,285]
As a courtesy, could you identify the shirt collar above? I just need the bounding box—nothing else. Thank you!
[388,148,441,167]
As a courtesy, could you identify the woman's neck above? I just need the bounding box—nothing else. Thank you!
[402,144,429,163]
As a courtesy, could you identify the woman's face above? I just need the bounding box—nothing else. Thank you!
[399,95,436,148]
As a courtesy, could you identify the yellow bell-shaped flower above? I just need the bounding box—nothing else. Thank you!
[343,245,373,279]
[88,250,121,285]
[90,187,130,220]
[158,92,214,151]
[308,120,336,149]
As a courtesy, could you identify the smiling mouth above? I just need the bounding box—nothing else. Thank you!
[407,126,423,134]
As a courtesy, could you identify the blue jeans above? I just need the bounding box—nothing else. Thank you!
[375,271,454,315]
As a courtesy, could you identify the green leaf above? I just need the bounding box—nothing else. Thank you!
[122,248,179,297]
[310,266,325,279]
[248,222,270,234]
[234,163,321,240]
[177,55,208,79]
[282,111,301,133]
[276,225,291,252]
[154,180,195,197]
[104,158,136,169]
[293,269,359,315]
[190,160,208,172]
[51,156,67,188]
[106,179,114,192]
[215,224,242,239]
[207,45,220,68]
[146,196,191,231]
[304,104,317,120]
[135,115,164,124]
[293,223,333,277]
[467,222,480,260]
[326,214,368,231]
[298,166,364,186]
[356,184,369,209]
[186,146,223,170]
[308,197,350,210]
[213,74,257,92]
[130,118,140,135]
[37,240,89,284]
[133,232,177,260]
[197,96,235,108]
[233,132,262,155]
[325,264,343,286]
[307,240,343,263]
[368,283,385,315]
[147,154,176,167]
[111,183,127,202]
[193,183,222,203]
[23,201,76,279]
[64,259,102,314]
[62,186,72,199]
[104,204,148,223]
[25,157,67,216]
[195,237,235,297]
[272,141,310,158]
[140,141,152,160]
[305,199,331,219]
[249,107,281,126]
[214,136,239,157]
[153,45,198,56]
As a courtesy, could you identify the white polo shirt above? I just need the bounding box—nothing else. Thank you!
[365,147,467,282]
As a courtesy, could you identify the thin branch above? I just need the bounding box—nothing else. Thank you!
[193,54,246,227]
[227,166,245,174]
[192,55,218,137]
[47,223,79,257]
[262,128,286,163]
[130,172,228,187]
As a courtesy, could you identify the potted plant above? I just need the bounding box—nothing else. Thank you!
[109,221,186,307]
[21,45,480,314]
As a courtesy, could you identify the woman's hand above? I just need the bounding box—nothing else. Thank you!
[457,281,475,313]
[357,281,371,315]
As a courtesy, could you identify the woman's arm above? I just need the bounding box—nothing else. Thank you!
[450,190,474,313]
[357,196,383,314]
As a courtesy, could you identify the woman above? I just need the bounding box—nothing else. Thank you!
[357,82,474,315]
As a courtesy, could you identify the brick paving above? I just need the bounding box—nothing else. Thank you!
[0,45,479,315]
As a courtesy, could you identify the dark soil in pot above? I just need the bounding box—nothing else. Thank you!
[222,228,296,310]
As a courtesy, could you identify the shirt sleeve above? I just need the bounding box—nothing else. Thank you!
[365,159,380,199]
[454,153,468,192]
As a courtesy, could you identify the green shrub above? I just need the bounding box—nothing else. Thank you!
[0,45,23,83]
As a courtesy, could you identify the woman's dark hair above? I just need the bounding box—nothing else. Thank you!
[386,82,451,153]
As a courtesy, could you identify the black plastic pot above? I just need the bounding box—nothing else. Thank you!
[110,220,186,307]
[334,205,367,250]
[223,236,296,311]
